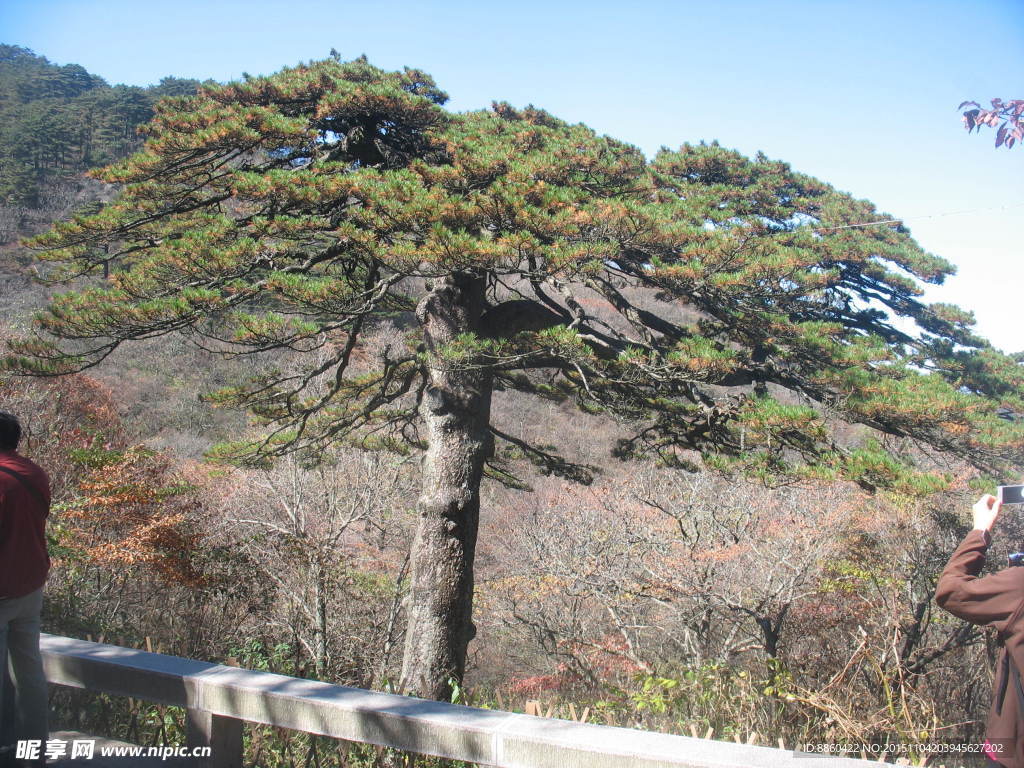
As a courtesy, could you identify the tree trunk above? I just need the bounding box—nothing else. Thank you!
[399,271,493,701]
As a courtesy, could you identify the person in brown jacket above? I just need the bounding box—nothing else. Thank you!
[936,493,1024,768]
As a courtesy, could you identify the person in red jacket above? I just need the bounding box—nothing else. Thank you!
[936,493,1024,768]
[0,411,50,765]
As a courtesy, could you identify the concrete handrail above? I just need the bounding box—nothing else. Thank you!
[41,634,875,768]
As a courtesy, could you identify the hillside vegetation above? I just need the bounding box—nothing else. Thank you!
[0,44,200,242]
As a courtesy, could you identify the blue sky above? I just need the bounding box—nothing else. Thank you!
[3,0,1022,351]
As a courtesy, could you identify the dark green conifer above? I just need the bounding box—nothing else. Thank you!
[0,45,201,206]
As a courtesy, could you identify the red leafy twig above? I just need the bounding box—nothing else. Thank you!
[959,98,1024,149]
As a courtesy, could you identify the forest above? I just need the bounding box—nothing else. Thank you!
[1,45,1022,767]
[0,45,200,239]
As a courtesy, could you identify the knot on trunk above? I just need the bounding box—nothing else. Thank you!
[424,385,448,415]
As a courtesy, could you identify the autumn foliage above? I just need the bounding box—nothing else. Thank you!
[960,98,1024,149]
[0,367,206,587]
[63,447,205,586]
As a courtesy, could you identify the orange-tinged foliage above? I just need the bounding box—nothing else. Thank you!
[62,447,206,587]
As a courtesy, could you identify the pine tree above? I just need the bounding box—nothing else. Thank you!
[8,57,1022,700]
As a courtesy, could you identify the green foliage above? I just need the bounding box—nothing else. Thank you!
[45,518,83,562]
[0,45,201,206]
[6,52,1022,493]
[818,558,898,593]
[67,445,126,469]
[630,675,680,714]
[597,661,801,739]
[228,638,297,674]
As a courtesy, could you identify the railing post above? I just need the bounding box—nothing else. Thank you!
[186,709,243,768]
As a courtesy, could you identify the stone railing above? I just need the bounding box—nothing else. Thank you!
[41,634,875,768]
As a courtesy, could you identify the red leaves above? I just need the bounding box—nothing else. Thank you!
[960,97,1024,149]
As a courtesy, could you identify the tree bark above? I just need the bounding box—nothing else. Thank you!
[400,271,493,700]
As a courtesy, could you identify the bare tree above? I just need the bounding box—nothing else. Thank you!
[213,450,415,683]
